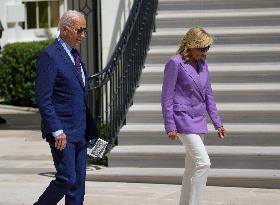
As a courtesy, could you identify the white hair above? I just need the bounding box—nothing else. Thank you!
[59,10,85,31]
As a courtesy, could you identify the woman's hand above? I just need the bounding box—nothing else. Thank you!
[217,127,227,139]
[167,130,178,140]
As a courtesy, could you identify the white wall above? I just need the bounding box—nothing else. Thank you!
[0,0,20,47]
[101,0,135,65]
[0,0,66,48]
[1,0,135,64]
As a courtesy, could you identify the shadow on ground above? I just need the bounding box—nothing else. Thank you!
[39,172,56,178]
[0,113,41,130]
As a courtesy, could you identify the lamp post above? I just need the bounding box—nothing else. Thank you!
[0,20,6,124]
[0,20,3,39]
[0,20,4,51]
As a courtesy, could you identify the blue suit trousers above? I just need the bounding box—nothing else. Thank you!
[34,136,87,205]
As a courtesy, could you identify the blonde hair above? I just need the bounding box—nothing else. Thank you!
[176,27,213,62]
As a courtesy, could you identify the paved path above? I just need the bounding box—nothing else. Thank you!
[0,104,280,205]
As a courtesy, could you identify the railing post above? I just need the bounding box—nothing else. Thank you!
[88,0,158,151]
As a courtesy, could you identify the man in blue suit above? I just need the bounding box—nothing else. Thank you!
[34,10,98,205]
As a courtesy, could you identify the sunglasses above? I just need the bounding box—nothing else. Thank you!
[197,46,210,53]
[66,25,87,35]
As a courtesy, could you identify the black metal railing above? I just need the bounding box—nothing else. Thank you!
[89,0,158,150]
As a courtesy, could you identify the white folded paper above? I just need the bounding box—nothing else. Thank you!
[87,138,108,158]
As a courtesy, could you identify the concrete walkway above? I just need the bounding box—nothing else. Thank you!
[0,104,280,205]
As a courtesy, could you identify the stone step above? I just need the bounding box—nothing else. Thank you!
[141,63,280,84]
[0,132,43,143]
[133,83,280,103]
[151,26,280,46]
[118,123,280,146]
[108,145,280,169]
[0,138,51,161]
[146,44,280,64]
[156,8,280,29]
[126,103,280,124]
[87,167,280,188]
[158,0,280,11]
[0,160,54,174]
[0,104,38,114]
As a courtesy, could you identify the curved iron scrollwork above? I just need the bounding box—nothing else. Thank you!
[89,0,158,150]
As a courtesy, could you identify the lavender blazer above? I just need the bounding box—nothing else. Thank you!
[161,54,222,134]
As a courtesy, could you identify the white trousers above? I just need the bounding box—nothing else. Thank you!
[177,134,211,205]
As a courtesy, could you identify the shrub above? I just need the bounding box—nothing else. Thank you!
[0,39,54,107]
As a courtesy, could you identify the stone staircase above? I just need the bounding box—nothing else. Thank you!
[91,0,280,188]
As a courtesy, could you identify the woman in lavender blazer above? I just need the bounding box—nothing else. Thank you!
[161,28,227,205]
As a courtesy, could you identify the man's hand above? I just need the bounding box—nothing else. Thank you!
[167,130,178,140]
[55,133,67,151]
[217,127,227,139]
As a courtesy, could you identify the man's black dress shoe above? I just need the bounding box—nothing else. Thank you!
[0,116,6,124]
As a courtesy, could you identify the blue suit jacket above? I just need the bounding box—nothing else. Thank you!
[35,39,98,142]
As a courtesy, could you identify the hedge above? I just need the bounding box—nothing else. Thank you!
[0,39,54,107]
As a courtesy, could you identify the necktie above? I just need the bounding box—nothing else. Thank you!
[71,48,83,84]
